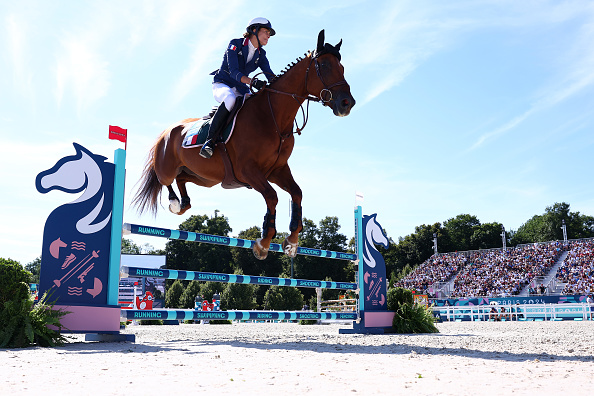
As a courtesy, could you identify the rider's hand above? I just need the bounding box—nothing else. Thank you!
[252,78,266,90]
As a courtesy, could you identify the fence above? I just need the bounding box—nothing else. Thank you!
[434,303,593,322]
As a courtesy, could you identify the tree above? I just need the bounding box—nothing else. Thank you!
[179,281,202,309]
[511,203,594,244]
[165,280,184,308]
[165,212,234,274]
[220,270,259,310]
[443,214,480,251]
[263,285,304,311]
[230,226,284,277]
[470,222,505,250]
[122,238,142,254]
[25,257,41,284]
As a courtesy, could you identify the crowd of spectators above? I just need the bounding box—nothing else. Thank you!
[450,243,563,298]
[395,253,468,296]
[556,240,594,295]
[396,242,565,298]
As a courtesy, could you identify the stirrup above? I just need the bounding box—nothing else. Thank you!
[199,141,214,159]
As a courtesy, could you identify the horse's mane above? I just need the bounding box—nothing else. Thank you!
[268,38,342,86]
[269,50,312,85]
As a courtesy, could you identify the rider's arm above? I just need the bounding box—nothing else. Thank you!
[259,53,275,82]
[225,41,248,84]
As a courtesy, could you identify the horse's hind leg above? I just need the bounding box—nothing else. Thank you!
[175,178,192,215]
[166,185,182,214]
[166,177,192,215]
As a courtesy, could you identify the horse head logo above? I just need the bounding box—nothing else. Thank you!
[362,214,389,269]
[36,143,111,234]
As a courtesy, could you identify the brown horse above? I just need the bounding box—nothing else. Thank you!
[132,30,355,260]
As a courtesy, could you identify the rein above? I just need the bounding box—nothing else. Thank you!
[261,55,348,137]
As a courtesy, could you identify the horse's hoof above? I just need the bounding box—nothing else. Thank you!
[282,239,298,258]
[177,203,191,215]
[253,238,269,260]
[169,199,181,214]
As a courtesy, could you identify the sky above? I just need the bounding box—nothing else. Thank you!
[1,0,593,265]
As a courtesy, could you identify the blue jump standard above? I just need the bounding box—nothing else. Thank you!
[123,309,358,321]
[123,223,357,261]
[121,266,357,290]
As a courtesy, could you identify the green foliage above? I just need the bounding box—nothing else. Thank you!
[179,281,202,309]
[165,213,234,274]
[391,303,439,334]
[25,257,41,284]
[121,238,142,254]
[387,287,413,312]
[199,281,224,302]
[165,280,185,308]
[220,270,258,310]
[387,287,438,333]
[263,285,304,311]
[139,319,163,325]
[0,289,69,348]
[291,217,351,304]
[307,295,317,312]
[0,258,31,307]
[209,320,232,325]
[511,202,594,244]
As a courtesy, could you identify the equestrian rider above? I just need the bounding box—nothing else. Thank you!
[199,17,276,159]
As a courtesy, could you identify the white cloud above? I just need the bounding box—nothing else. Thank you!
[55,37,111,113]
[5,14,34,100]
[469,5,594,150]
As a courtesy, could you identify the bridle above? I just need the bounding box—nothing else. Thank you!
[258,53,348,137]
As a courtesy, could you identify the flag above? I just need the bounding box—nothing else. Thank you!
[109,125,127,149]
[355,191,364,202]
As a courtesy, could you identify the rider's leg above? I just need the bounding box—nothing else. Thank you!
[200,84,237,159]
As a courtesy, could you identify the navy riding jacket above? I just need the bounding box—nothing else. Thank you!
[211,37,275,95]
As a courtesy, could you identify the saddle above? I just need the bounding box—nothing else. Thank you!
[181,96,251,190]
[181,96,245,149]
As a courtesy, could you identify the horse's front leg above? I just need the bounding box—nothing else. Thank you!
[244,170,279,260]
[269,165,303,258]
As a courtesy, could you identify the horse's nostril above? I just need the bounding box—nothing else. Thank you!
[342,98,350,107]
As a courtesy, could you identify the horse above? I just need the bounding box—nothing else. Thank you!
[132,30,356,260]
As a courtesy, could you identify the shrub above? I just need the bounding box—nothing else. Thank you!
[387,287,413,312]
[0,289,69,348]
[0,258,32,307]
[387,287,438,334]
[391,302,439,334]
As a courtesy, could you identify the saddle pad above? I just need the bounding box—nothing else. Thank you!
[181,100,246,149]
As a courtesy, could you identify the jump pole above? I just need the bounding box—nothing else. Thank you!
[121,266,357,290]
[122,223,356,261]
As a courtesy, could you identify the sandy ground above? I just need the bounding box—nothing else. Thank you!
[2,321,593,395]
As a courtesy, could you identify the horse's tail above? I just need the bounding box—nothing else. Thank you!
[131,133,166,215]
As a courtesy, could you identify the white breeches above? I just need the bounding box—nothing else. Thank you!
[212,83,241,111]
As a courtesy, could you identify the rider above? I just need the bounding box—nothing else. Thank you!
[199,17,276,159]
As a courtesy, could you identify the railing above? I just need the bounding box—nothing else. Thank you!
[320,298,357,312]
[433,303,593,322]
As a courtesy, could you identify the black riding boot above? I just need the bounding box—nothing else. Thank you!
[199,103,230,159]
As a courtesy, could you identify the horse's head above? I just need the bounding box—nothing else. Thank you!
[308,30,356,117]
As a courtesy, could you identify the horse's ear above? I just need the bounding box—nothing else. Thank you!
[317,30,325,53]
[336,39,342,51]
